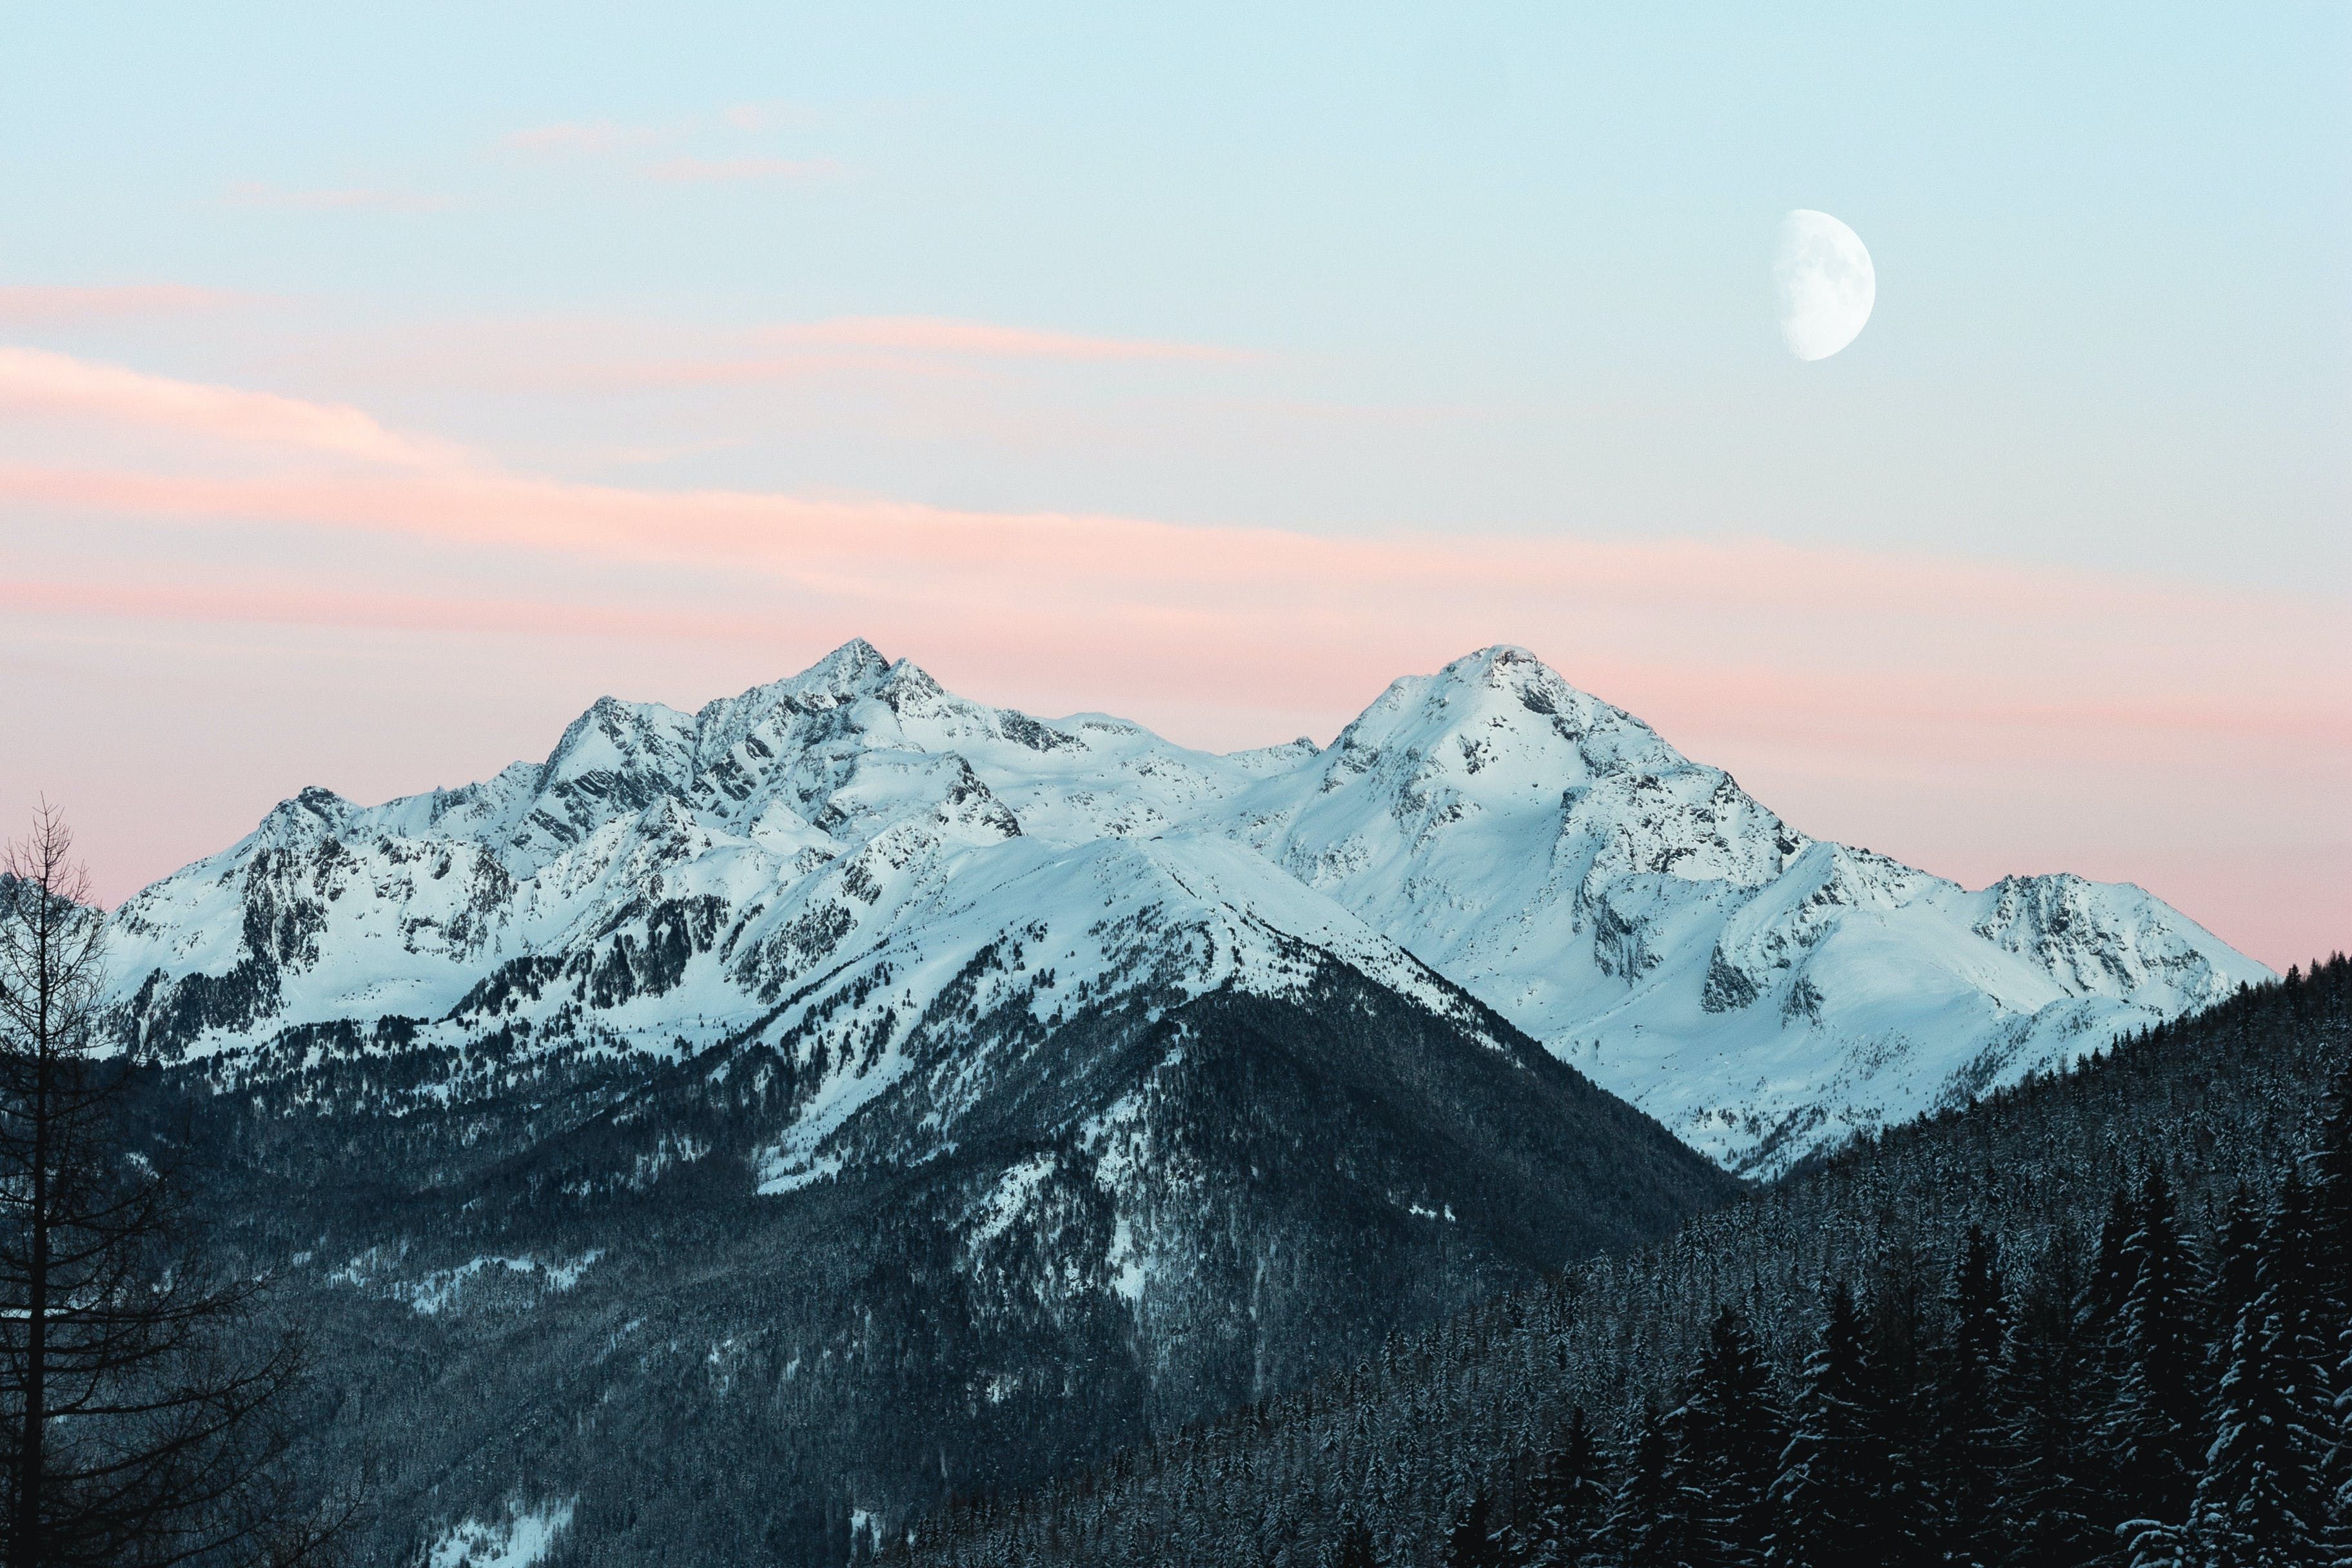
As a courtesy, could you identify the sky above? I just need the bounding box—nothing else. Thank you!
[1,3,2345,967]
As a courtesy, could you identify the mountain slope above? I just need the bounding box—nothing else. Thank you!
[112,639,2264,1175]
[187,929,1735,1567]
[905,959,2352,1568]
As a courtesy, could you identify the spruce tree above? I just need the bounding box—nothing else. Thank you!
[1446,1485,1507,1568]
[2083,1186,2138,1351]
[1320,1505,1375,1568]
[1607,1402,1676,1568]
[1862,1248,1937,1565]
[2210,1188,2265,1367]
[1999,1230,2103,1567]
[2101,1169,2210,1536]
[1665,1305,1785,1568]
[2186,1174,2332,1566]
[1933,1226,2008,1568]
[1767,1283,1885,1568]
[1510,1406,1605,1568]
[2309,1047,2352,1567]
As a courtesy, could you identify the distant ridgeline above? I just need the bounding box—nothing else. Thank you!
[904,958,2352,1568]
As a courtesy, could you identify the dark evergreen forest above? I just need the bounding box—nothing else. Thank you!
[903,957,2352,1568]
[167,959,1733,1567]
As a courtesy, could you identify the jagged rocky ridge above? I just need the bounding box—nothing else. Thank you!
[112,639,2264,1177]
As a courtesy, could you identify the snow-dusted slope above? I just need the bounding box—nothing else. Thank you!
[1224,646,2267,1171]
[108,639,2266,1175]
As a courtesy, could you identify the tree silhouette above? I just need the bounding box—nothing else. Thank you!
[0,805,347,1568]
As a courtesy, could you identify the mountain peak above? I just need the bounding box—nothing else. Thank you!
[1437,644,1614,715]
[808,636,890,681]
[733,638,904,707]
[1327,645,1664,778]
[253,785,351,847]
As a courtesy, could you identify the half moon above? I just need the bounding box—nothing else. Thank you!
[1774,210,1875,361]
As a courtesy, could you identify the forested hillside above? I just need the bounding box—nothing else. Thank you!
[905,957,2352,1567]
[173,956,1732,1568]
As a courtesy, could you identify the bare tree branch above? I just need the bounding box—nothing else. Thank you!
[0,805,355,1568]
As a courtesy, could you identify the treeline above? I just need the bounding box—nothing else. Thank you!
[903,957,2352,1567]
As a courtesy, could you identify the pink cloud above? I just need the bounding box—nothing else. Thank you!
[0,285,244,323]
[0,574,785,647]
[3,456,2339,736]
[0,348,466,468]
[760,315,1257,364]
[224,182,449,212]
[640,155,841,184]
[597,350,995,388]
[219,311,1251,398]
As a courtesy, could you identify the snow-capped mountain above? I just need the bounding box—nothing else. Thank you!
[110,638,2264,1176]
[1224,645,2268,1172]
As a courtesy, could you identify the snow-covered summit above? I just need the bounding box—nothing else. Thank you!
[106,640,2268,1175]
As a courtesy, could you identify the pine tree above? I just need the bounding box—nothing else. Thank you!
[1933,1226,2008,1568]
[2308,1046,2352,1567]
[1663,1305,1786,1568]
[1862,1248,1937,1565]
[0,807,351,1568]
[1320,1504,1375,1568]
[2186,1175,2333,1566]
[1509,1406,1606,1568]
[2102,1169,2210,1536]
[1767,1283,1886,1568]
[1446,1484,1507,1568]
[1999,1231,2104,1567]
[1607,1402,1676,1568]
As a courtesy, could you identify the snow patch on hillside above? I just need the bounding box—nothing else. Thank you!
[426,1499,575,1568]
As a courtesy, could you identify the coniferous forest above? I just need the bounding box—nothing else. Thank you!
[903,958,2352,1568]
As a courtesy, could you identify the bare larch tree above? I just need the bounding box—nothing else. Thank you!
[0,803,342,1568]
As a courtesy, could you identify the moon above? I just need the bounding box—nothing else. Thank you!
[1774,210,1874,360]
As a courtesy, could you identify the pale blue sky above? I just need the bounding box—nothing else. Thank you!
[5,2,2344,583]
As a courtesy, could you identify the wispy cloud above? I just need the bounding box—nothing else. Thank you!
[228,311,1254,397]
[0,285,246,323]
[640,155,841,184]
[224,182,449,213]
[0,347,466,468]
[603,314,1254,386]
[5,346,2340,772]
[760,315,1255,364]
